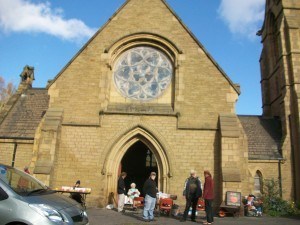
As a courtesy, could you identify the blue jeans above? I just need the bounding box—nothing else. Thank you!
[143,194,156,220]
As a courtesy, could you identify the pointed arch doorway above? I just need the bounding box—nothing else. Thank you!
[120,141,158,195]
[102,126,172,203]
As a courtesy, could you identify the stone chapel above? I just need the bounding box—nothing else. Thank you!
[0,0,299,207]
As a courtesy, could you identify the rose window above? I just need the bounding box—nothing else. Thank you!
[113,46,173,100]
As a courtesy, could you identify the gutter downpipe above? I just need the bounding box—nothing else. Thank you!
[12,143,18,167]
[278,158,284,198]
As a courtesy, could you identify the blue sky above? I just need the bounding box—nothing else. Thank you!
[0,0,265,115]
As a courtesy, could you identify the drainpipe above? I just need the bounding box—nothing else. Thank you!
[278,158,284,198]
[288,115,297,200]
[12,143,18,167]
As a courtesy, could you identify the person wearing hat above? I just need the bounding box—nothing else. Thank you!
[181,170,202,222]
[142,172,158,222]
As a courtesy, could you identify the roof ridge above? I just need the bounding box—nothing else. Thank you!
[48,0,240,94]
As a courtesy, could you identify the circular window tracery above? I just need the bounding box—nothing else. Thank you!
[113,46,173,100]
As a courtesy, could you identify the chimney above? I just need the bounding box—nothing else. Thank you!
[17,65,35,93]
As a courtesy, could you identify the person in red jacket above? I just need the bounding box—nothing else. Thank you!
[24,166,30,174]
[203,170,214,225]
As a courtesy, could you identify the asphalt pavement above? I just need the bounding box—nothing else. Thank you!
[86,207,300,225]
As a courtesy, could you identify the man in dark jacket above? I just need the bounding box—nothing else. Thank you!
[181,170,202,222]
[142,172,158,222]
[117,172,127,212]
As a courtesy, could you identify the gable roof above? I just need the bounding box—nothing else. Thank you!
[47,0,240,95]
[238,115,283,160]
[0,88,49,139]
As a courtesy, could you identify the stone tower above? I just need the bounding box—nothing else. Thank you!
[259,0,300,202]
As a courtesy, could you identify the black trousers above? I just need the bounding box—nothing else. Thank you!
[70,193,83,203]
[183,196,199,220]
[205,199,214,223]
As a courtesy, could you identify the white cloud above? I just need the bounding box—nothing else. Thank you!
[0,0,96,42]
[218,0,265,40]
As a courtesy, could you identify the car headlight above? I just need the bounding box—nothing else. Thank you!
[82,210,88,218]
[29,204,69,223]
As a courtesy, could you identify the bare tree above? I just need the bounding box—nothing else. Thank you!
[0,76,16,109]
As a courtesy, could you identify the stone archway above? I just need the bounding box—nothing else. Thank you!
[102,125,172,203]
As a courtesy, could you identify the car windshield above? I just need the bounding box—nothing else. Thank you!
[0,165,47,196]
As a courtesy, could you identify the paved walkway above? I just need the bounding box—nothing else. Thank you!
[86,207,300,225]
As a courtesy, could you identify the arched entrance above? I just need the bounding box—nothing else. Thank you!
[121,141,158,195]
[102,125,172,204]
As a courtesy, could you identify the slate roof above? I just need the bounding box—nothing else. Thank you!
[0,88,49,139]
[238,115,283,160]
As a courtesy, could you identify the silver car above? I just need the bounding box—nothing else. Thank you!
[0,164,89,225]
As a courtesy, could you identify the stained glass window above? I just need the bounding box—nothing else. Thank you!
[113,47,173,100]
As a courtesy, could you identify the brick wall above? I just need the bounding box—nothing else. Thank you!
[0,140,33,170]
[46,115,222,207]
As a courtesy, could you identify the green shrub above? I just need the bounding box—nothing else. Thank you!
[262,178,300,216]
